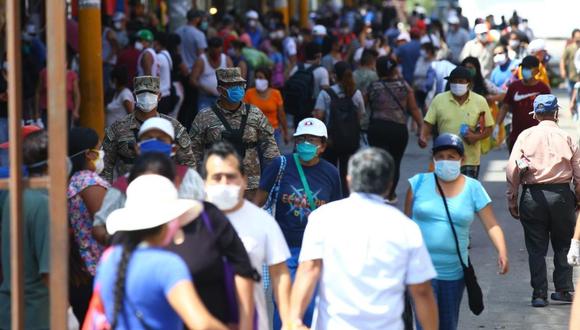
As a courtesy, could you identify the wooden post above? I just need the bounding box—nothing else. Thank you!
[299,0,308,28]
[5,0,24,328]
[46,0,69,328]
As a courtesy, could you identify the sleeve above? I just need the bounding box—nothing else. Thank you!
[264,217,291,265]
[195,32,208,50]
[94,188,125,226]
[404,223,437,285]
[314,90,329,112]
[258,156,283,192]
[274,89,283,107]
[298,208,325,262]
[188,115,206,172]
[506,136,523,208]
[470,180,492,212]
[285,38,297,57]
[575,49,580,75]
[157,252,193,295]
[485,79,503,95]
[101,127,118,183]
[423,101,438,125]
[121,89,134,103]
[424,67,436,91]
[408,174,420,194]
[178,168,206,201]
[174,123,196,168]
[32,194,51,275]
[353,90,366,116]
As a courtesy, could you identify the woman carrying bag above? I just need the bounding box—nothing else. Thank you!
[404,133,509,330]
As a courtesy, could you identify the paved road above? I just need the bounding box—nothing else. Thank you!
[393,88,578,330]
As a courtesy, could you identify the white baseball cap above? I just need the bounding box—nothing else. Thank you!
[312,24,327,36]
[396,32,410,42]
[447,15,460,25]
[294,118,328,138]
[246,10,259,20]
[528,39,546,54]
[112,12,126,22]
[474,23,488,35]
[106,174,202,234]
[138,117,175,140]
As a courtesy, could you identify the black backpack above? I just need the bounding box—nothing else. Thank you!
[282,63,319,117]
[325,87,360,154]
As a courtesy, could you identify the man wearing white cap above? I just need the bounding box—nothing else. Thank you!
[246,10,264,51]
[518,39,550,86]
[459,23,494,77]
[446,15,469,64]
[254,118,341,329]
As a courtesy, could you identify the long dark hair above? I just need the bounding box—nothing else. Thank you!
[68,127,100,176]
[334,61,356,98]
[461,57,489,96]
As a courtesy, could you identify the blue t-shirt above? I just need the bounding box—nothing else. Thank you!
[259,155,342,248]
[95,246,191,329]
[408,173,491,280]
[395,40,421,85]
[490,60,517,89]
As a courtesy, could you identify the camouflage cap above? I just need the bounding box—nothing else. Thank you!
[134,76,160,94]
[216,67,246,84]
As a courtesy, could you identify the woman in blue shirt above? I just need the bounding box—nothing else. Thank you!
[404,133,509,330]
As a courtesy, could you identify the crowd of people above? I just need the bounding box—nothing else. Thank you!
[3,1,580,330]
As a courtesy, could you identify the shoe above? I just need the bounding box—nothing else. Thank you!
[531,297,549,307]
[551,291,574,303]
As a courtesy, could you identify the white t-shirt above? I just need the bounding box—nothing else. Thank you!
[300,193,436,330]
[105,88,134,128]
[227,201,291,330]
[289,63,330,100]
[157,50,173,97]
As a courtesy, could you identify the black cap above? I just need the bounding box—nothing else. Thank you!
[444,66,473,81]
[520,55,540,69]
[187,9,204,21]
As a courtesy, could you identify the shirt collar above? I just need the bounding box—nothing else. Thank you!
[350,192,385,203]
[447,91,471,105]
[538,120,559,128]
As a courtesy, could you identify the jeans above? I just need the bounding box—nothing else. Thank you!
[415,278,465,330]
[197,93,218,112]
[0,117,8,166]
[273,247,317,329]
[519,184,575,297]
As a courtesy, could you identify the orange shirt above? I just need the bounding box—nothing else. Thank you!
[244,88,283,129]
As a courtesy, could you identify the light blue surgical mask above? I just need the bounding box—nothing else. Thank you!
[296,142,319,162]
[200,21,209,31]
[522,68,533,80]
[225,85,245,103]
[434,159,461,182]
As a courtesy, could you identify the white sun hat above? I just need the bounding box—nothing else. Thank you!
[312,24,328,36]
[294,118,328,138]
[106,174,202,234]
[138,117,175,140]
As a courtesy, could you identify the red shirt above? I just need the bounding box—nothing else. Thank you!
[504,79,551,145]
[116,47,141,89]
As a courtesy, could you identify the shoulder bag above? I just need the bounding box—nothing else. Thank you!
[263,155,287,217]
[434,173,484,315]
[293,154,317,211]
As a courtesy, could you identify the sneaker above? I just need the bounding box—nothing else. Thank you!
[531,297,549,307]
[551,291,574,303]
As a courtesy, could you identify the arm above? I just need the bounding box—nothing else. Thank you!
[226,56,234,68]
[234,275,255,330]
[253,189,269,207]
[79,185,107,217]
[122,99,134,114]
[477,204,509,274]
[189,58,204,88]
[269,262,292,325]
[463,126,492,145]
[406,87,423,129]
[277,103,290,144]
[167,280,228,330]
[497,102,510,127]
[570,281,580,329]
[142,52,154,76]
[72,74,81,120]
[560,48,568,80]
[418,122,433,148]
[571,89,578,112]
[404,187,413,217]
[239,61,248,80]
[408,281,438,330]
[106,30,120,62]
[257,111,281,166]
[288,260,322,327]
[506,136,522,219]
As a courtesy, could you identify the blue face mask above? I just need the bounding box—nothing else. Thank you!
[522,68,533,80]
[225,85,245,103]
[314,36,324,46]
[434,160,461,182]
[296,142,319,162]
[139,139,173,157]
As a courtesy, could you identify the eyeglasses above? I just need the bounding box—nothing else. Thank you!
[295,136,323,144]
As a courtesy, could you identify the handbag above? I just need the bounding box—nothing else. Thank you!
[263,155,287,217]
[434,173,484,315]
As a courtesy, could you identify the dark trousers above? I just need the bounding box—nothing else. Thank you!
[69,276,94,326]
[177,77,198,131]
[519,183,576,298]
[322,146,351,198]
[157,95,173,115]
[460,165,480,180]
[368,120,408,198]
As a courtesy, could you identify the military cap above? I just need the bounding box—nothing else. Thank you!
[215,67,246,84]
[133,76,160,94]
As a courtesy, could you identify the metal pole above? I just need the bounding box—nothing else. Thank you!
[6,0,24,327]
[46,0,69,328]
[79,0,104,138]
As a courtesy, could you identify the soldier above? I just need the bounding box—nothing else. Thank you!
[189,67,279,198]
[102,76,194,182]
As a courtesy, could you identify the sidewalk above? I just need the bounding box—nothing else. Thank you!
[394,89,578,330]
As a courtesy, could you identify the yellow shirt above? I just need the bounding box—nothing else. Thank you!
[517,63,550,86]
[425,91,495,166]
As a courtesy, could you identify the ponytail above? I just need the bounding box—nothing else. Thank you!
[339,69,356,98]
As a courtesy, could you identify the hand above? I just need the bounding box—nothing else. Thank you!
[418,136,427,148]
[497,254,509,274]
[463,130,479,145]
[283,133,291,145]
[508,204,520,219]
[568,239,580,266]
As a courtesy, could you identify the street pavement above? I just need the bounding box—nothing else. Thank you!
[393,88,578,330]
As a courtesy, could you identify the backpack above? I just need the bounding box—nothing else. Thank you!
[282,63,319,117]
[325,87,361,154]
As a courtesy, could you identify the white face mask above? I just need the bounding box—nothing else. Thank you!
[493,54,507,65]
[255,78,269,92]
[135,41,144,51]
[509,40,520,49]
[93,150,105,174]
[205,184,242,211]
[450,83,469,96]
[114,21,123,30]
[135,92,158,112]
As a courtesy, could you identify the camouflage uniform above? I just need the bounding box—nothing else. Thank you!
[101,76,195,182]
[189,68,280,190]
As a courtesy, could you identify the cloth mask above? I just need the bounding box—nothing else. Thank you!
[134,41,144,51]
[509,40,520,49]
[162,219,181,246]
[205,184,242,211]
[494,54,507,65]
[434,159,461,181]
[255,78,269,92]
[136,92,158,112]
[296,142,319,162]
[450,83,469,96]
[522,68,533,80]
[139,139,174,157]
[92,150,105,174]
[200,21,209,31]
[113,22,123,30]
[225,86,245,103]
